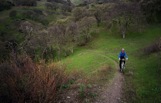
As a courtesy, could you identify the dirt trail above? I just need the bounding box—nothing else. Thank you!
[58,51,125,103]
[89,51,125,103]
[94,71,124,103]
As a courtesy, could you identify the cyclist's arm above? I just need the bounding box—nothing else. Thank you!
[118,52,121,60]
[125,52,128,59]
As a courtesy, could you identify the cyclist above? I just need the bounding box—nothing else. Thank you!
[118,48,128,70]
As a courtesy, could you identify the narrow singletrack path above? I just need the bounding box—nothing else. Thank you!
[94,71,124,103]
[89,50,124,103]
[60,50,125,103]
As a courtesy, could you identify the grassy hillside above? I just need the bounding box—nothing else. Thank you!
[0,0,161,102]
[61,24,161,102]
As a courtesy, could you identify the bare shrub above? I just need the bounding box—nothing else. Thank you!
[143,38,161,55]
[0,55,68,103]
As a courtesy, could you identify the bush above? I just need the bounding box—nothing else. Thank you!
[0,56,68,103]
[15,9,49,25]
[76,17,96,46]
[72,7,89,21]
[143,38,161,55]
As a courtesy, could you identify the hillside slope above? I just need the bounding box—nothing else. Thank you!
[61,25,161,103]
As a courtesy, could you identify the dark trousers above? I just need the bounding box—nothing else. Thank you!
[119,57,125,69]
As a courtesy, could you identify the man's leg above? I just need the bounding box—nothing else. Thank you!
[119,60,121,69]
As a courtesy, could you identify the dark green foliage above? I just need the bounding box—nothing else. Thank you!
[96,0,120,4]
[47,0,73,7]
[13,0,37,6]
[45,2,58,10]
[94,9,102,27]
[42,47,57,62]
[100,2,145,38]
[143,38,161,55]
[130,0,161,23]
[47,0,59,2]
[47,0,67,4]
[0,0,14,11]
[0,18,22,61]
[9,10,17,19]
[140,0,161,23]
[72,7,89,21]
[61,4,72,12]
[46,0,72,12]
[10,9,49,25]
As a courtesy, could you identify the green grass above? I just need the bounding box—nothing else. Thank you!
[134,54,161,102]
[60,24,161,102]
[62,49,115,75]
[71,0,83,5]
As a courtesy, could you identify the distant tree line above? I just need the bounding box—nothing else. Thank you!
[13,0,38,6]
[129,0,161,23]
[46,0,73,12]
[139,0,161,23]
[0,0,39,11]
[82,0,161,23]
[47,0,72,6]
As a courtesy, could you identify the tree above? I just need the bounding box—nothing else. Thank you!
[47,21,79,58]
[19,21,49,59]
[103,2,144,38]
[72,7,89,21]
[129,0,161,23]
[18,20,79,60]
[76,16,96,45]
[94,9,102,27]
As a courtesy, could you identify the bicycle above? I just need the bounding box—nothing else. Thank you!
[120,58,125,73]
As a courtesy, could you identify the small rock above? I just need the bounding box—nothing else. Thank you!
[67,96,70,99]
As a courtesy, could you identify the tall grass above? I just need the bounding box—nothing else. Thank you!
[0,55,68,103]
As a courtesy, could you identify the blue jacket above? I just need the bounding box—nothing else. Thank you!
[118,51,128,58]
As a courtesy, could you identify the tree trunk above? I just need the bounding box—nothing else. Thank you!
[122,30,126,39]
